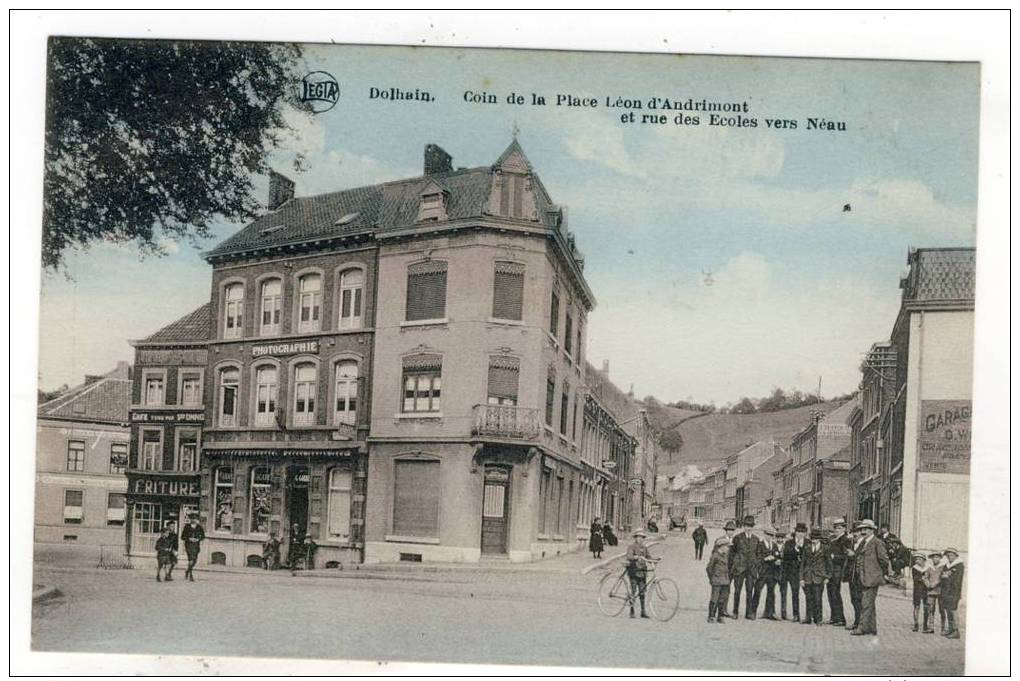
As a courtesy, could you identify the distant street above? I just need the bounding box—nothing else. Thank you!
[32,531,964,674]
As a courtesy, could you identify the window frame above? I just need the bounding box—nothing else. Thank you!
[139,427,163,471]
[212,466,234,533]
[337,267,366,330]
[106,492,126,526]
[491,260,526,322]
[327,468,353,540]
[177,367,204,407]
[66,440,86,472]
[401,369,442,414]
[109,441,128,474]
[252,361,281,428]
[295,270,323,334]
[222,280,246,339]
[391,457,441,539]
[216,363,241,428]
[248,466,272,535]
[258,275,284,337]
[141,369,167,406]
[549,290,560,337]
[404,260,449,323]
[291,359,319,427]
[63,488,84,524]
[174,427,200,472]
[332,358,360,426]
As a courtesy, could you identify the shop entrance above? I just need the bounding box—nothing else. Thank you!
[286,467,310,536]
[480,465,511,555]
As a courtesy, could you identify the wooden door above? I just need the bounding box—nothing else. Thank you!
[481,466,511,555]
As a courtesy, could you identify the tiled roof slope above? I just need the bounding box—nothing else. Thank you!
[585,361,640,424]
[903,248,976,304]
[39,364,131,424]
[139,303,212,344]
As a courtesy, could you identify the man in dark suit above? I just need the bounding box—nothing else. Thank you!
[800,528,830,624]
[825,517,851,626]
[692,523,708,560]
[779,522,807,621]
[851,519,891,636]
[719,520,738,617]
[731,515,763,619]
[755,527,783,619]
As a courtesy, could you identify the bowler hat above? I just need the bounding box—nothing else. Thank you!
[809,528,822,539]
[856,519,877,530]
[743,515,756,527]
[834,517,846,527]
[723,520,736,531]
[794,522,808,533]
[943,547,960,556]
[632,528,647,538]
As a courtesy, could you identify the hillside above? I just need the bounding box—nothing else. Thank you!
[656,400,850,476]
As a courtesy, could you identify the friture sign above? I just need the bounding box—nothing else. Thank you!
[251,340,319,357]
[918,399,971,475]
[127,473,200,498]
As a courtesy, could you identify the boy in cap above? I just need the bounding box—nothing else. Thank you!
[154,523,178,582]
[706,536,732,623]
[625,529,657,619]
[922,551,946,634]
[910,552,929,632]
[940,548,964,639]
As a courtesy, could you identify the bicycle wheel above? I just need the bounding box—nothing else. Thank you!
[647,577,680,622]
[597,573,631,617]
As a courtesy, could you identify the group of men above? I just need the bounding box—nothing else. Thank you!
[703,514,898,636]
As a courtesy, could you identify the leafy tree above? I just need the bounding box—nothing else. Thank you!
[758,387,788,413]
[43,37,307,270]
[658,429,684,453]
[731,397,757,414]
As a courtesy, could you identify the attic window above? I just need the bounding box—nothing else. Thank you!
[335,212,360,226]
[260,225,286,236]
[417,192,448,222]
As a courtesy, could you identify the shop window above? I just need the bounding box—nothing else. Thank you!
[141,429,162,471]
[213,467,234,532]
[297,273,322,333]
[254,365,278,427]
[131,501,162,554]
[492,261,524,321]
[486,356,520,406]
[179,370,203,407]
[249,467,272,534]
[405,260,447,322]
[218,367,239,427]
[260,278,282,336]
[109,442,128,474]
[393,459,440,538]
[176,430,198,472]
[334,361,358,425]
[106,493,126,526]
[143,372,165,406]
[293,363,317,426]
[327,469,352,540]
[223,282,244,339]
[338,269,364,330]
[63,489,84,524]
[66,440,85,472]
[401,355,442,413]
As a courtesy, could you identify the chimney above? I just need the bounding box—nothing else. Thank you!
[602,359,610,378]
[268,170,295,210]
[84,375,103,386]
[424,144,453,175]
[114,360,131,380]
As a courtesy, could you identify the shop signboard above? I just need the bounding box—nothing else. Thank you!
[127,472,201,498]
[918,399,971,475]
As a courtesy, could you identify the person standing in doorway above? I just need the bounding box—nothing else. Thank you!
[181,514,205,582]
[850,519,891,636]
[286,523,305,573]
[825,517,850,626]
[692,522,708,560]
[780,523,807,621]
[800,528,830,625]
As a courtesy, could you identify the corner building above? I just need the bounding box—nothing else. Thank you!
[365,140,596,563]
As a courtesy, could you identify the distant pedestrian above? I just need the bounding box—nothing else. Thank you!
[625,529,655,619]
[923,551,946,634]
[825,518,851,626]
[155,523,178,582]
[602,523,618,547]
[181,514,205,582]
[692,523,708,560]
[910,552,929,632]
[940,548,964,639]
[706,536,732,624]
[780,522,807,621]
[589,518,605,559]
[286,523,305,572]
[262,532,282,570]
[756,527,782,620]
[850,519,891,636]
[800,528,830,625]
[679,516,688,534]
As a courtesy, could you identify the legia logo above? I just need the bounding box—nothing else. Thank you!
[298,71,340,113]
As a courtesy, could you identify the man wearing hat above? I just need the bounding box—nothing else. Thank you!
[939,548,964,639]
[731,515,764,619]
[755,527,783,620]
[779,522,807,621]
[692,522,709,560]
[824,517,851,626]
[850,519,891,636]
[624,528,656,619]
[800,528,831,625]
[846,521,866,630]
[718,520,738,617]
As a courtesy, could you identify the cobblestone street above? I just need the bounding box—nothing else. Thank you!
[31,531,965,674]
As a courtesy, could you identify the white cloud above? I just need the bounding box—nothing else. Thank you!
[279,108,327,158]
[156,235,179,255]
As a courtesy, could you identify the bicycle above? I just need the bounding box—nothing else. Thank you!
[597,559,680,621]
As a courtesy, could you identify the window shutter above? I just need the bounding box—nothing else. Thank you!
[393,460,440,537]
[492,262,525,320]
[406,261,448,321]
[487,356,520,401]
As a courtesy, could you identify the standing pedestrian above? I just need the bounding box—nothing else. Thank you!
[940,548,964,639]
[910,552,929,632]
[286,523,305,573]
[800,528,830,625]
[850,519,891,636]
[706,536,732,624]
[756,527,782,620]
[155,523,178,582]
[262,532,282,570]
[625,529,655,619]
[732,515,763,619]
[692,522,708,560]
[886,534,912,586]
[779,522,806,621]
[602,522,618,548]
[589,517,605,559]
[923,551,947,634]
[720,520,738,617]
[181,514,205,582]
[825,517,850,626]
[846,522,865,630]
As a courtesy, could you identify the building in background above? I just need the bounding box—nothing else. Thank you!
[732,440,781,526]
[848,341,898,526]
[35,362,131,561]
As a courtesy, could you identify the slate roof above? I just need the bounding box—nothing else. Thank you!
[902,248,976,305]
[39,364,131,424]
[138,303,212,344]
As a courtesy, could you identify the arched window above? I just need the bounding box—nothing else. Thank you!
[213,467,234,532]
[327,468,352,539]
[260,278,282,336]
[293,362,318,426]
[248,467,272,534]
[254,365,278,427]
[338,269,364,330]
[334,360,358,425]
[297,273,322,333]
[223,283,244,339]
[218,367,239,427]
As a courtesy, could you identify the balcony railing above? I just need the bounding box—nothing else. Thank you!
[471,404,542,441]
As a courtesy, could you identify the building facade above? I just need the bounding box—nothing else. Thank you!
[35,363,131,556]
[848,342,898,526]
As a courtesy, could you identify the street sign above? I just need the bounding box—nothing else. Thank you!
[629,478,643,489]
[602,460,616,470]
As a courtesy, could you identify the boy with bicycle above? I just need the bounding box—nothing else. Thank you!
[626,528,658,619]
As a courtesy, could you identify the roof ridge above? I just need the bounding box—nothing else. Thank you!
[282,165,491,205]
[39,375,111,414]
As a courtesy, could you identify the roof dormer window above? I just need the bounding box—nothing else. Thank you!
[417,189,448,222]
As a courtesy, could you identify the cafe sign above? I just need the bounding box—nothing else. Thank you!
[128,473,200,498]
[131,411,205,423]
[251,340,319,358]
[918,399,971,475]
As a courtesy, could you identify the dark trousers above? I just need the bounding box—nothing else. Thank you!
[849,578,863,627]
[780,571,800,619]
[803,583,825,623]
[184,544,200,577]
[628,574,647,615]
[694,542,705,560]
[733,571,756,617]
[859,585,879,634]
[756,571,778,617]
[826,577,846,623]
[710,584,730,612]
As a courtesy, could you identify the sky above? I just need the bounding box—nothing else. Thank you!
[37,45,979,405]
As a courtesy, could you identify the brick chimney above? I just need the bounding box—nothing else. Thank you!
[268,170,295,210]
[424,144,453,175]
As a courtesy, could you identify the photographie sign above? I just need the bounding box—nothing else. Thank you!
[251,340,319,357]
[919,399,972,475]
